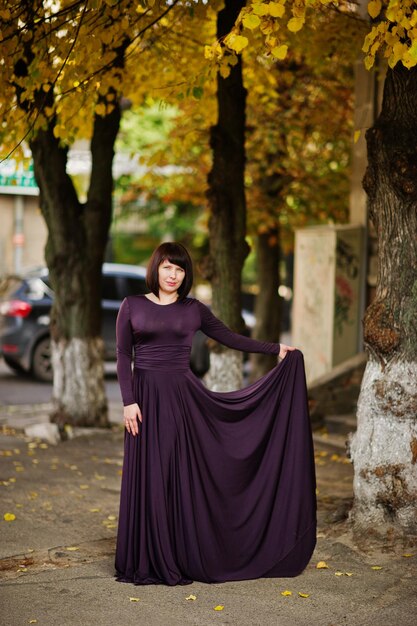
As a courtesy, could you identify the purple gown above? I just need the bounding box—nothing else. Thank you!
[114,295,316,586]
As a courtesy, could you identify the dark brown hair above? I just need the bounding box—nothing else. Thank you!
[146,242,193,300]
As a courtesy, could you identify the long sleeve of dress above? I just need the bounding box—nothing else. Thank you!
[197,300,280,355]
[116,297,135,406]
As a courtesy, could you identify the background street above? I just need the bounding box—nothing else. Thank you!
[0,358,122,407]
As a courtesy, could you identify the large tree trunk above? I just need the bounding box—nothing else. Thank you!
[30,103,121,428]
[204,0,248,391]
[250,230,281,380]
[349,64,417,534]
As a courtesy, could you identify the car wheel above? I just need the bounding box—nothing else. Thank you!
[31,336,53,382]
[3,356,29,376]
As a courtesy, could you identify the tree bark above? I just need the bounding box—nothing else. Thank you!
[349,64,417,534]
[30,102,121,429]
[250,230,281,380]
[204,0,248,391]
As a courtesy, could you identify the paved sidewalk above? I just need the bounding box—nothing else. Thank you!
[0,406,416,626]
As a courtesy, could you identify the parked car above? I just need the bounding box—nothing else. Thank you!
[0,263,214,382]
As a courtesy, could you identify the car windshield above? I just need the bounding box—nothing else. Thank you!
[25,277,53,300]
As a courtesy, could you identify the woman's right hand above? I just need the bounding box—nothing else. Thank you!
[123,403,142,436]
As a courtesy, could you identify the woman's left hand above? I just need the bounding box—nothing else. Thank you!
[279,344,297,359]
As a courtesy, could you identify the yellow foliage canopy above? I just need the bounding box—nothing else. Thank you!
[0,0,222,157]
[214,0,417,72]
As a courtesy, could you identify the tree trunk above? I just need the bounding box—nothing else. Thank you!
[349,64,417,534]
[204,0,248,392]
[30,103,121,429]
[250,230,281,381]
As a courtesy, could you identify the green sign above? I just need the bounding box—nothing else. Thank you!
[0,159,39,195]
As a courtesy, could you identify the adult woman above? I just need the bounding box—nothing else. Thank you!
[115,242,316,586]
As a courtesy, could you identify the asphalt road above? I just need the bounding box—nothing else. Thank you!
[0,357,123,406]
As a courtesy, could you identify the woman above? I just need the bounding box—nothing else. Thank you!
[115,242,316,586]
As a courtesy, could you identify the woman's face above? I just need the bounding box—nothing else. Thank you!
[158,259,185,294]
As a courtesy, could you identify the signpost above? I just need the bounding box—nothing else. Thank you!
[0,159,39,273]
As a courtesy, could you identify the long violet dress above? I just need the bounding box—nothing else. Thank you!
[114,295,316,586]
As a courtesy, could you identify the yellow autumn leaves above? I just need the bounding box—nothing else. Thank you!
[364,1,417,70]
[218,0,417,73]
[218,0,337,62]
[280,590,310,597]
[222,0,308,60]
[188,595,227,610]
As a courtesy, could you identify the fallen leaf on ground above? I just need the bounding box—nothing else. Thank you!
[89,508,101,513]
[402,553,414,558]
[129,597,140,602]
[65,546,79,551]
[213,605,224,611]
[281,590,292,596]
[79,484,89,489]
[4,512,16,521]
[335,571,344,576]
[345,572,354,576]
[298,592,310,598]
[28,620,38,624]
[107,515,117,520]
[316,561,329,569]
[371,566,382,570]
[185,594,197,601]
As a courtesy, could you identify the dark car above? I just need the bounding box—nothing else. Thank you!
[0,263,212,382]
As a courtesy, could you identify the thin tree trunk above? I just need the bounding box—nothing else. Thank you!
[349,64,417,534]
[204,0,248,391]
[250,230,281,380]
[30,102,121,429]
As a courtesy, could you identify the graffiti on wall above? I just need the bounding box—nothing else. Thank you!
[334,238,359,336]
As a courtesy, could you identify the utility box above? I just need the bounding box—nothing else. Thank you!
[292,224,365,383]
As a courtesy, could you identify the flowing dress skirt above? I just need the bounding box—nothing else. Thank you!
[115,350,316,585]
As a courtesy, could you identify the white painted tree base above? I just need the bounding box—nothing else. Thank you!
[349,357,417,532]
[51,337,109,427]
[204,350,243,392]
